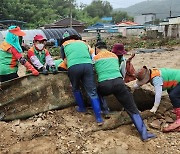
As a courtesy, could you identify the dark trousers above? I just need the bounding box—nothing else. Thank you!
[68,63,98,99]
[0,73,18,82]
[167,83,180,108]
[97,77,139,115]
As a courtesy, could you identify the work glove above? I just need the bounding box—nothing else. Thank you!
[39,67,48,75]
[133,83,140,89]
[131,83,140,92]
[24,61,39,76]
[150,103,159,113]
[51,65,58,74]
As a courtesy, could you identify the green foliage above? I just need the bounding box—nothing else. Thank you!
[123,38,180,50]
[75,9,101,26]
[0,0,134,28]
[0,0,59,28]
[48,47,60,56]
[111,11,133,24]
[84,0,113,18]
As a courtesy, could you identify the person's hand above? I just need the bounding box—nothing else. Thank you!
[132,83,139,91]
[150,104,159,113]
[40,67,48,75]
[32,69,39,76]
[127,52,135,62]
[24,61,39,76]
[133,83,140,89]
[51,65,57,74]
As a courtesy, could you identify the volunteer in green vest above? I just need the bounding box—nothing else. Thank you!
[27,34,57,75]
[134,66,180,132]
[0,26,39,82]
[60,31,103,125]
[94,41,156,141]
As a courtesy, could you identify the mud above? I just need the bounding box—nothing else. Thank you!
[0,47,179,153]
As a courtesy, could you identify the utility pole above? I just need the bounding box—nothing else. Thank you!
[170,0,173,17]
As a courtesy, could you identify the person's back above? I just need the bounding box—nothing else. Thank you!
[62,40,92,68]
[94,49,122,82]
[160,68,180,90]
[94,41,156,141]
[135,66,180,132]
[60,31,103,125]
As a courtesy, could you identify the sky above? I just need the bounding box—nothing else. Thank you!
[76,0,147,9]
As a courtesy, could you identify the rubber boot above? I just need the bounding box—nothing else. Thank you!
[73,91,86,112]
[99,95,110,119]
[131,114,156,141]
[90,98,103,125]
[163,108,180,132]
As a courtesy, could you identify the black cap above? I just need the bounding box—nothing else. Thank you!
[60,35,81,46]
[95,41,107,49]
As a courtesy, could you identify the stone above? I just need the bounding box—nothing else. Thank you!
[13,120,20,126]
[150,119,162,129]
[165,116,174,123]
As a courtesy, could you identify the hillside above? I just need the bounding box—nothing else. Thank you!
[115,0,180,19]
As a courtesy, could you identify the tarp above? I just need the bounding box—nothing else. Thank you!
[0,28,81,46]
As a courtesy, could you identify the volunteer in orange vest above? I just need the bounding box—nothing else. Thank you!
[0,26,39,82]
[60,31,103,125]
[94,41,156,141]
[134,66,180,132]
[27,34,57,75]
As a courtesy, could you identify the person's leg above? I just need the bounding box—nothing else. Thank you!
[0,73,19,82]
[168,83,180,108]
[81,64,103,124]
[99,94,110,117]
[113,78,139,114]
[113,78,156,141]
[68,64,86,112]
[97,80,113,118]
[163,84,180,132]
[81,64,98,98]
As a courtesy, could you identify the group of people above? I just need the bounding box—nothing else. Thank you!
[0,26,179,142]
[0,26,66,83]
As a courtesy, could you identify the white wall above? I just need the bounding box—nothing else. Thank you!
[134,14,156,25]
[169,17,180,25]
[126,29,145,37]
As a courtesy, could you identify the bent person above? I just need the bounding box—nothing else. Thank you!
[60,31,103,125]
[94,41,156,141]
[134,66,180,132]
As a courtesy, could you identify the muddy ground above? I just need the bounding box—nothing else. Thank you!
[0,46,180,154]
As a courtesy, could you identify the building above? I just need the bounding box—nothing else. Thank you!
[44,18,86,33]
[84,22,118,33]
[134,13,156,25]
[159,16,180,38]
[119,26,145,37]
[115,21,139,37]
[101,17,113,23]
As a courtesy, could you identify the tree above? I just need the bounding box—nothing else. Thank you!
[84,0,113,18]
[0,0,133,28]
[112,11,133,24]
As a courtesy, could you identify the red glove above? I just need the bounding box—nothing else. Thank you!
[24,61,39,76]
